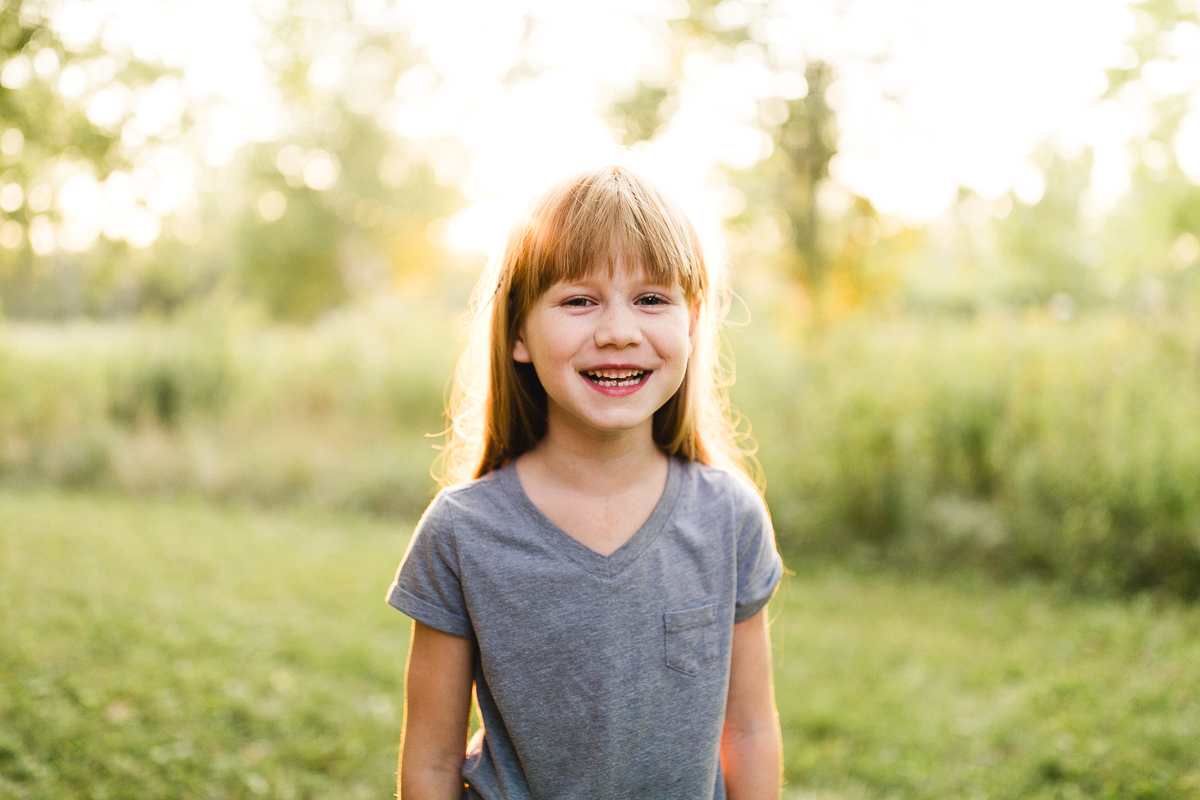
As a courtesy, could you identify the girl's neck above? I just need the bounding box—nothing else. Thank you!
[519,416,666,498]
[513,415,669,557]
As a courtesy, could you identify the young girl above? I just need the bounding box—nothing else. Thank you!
[388,164,784,799]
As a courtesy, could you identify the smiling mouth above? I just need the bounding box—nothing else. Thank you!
[583,369,650,388]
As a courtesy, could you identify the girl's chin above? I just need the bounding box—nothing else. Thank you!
[546,407,658,439]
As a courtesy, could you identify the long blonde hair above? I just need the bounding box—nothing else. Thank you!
[436,165,757,487]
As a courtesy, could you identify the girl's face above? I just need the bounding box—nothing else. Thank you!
[513,259,698,442]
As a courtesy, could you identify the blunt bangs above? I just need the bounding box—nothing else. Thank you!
[504,166,708,320]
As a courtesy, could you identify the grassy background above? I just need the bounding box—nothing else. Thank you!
[732,313,1200,597]
[0,304,453,516]
[6,308,1200,596]
[0,489,409,800]
[4,489,1199,799]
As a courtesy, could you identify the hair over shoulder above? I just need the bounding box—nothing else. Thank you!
[435,164,759,489]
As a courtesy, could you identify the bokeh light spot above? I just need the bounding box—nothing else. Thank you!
[257,190,287,222]
[1,55,32,90]
[0,128,24,157]
[28,215,57,255]
[0,220,22,249]
[302,150,340,191]
[0,183,24,213]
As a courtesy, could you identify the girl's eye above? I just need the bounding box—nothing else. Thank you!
[636,294,669,306]
[562,297,594,307]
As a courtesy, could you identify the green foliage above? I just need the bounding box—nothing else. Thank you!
[232,101,467,320]
[734,312,1200,597]
[105,334,231,428]
[606,82,670,145]
[992,154,1095,304]
[0,0,1197,328]
[9,307,1200,597]
[0,0,468,322]
[0,2,191,318]
[756,61,839,287]
[4,492,1200,799]
[0,6,117,163]
[237,186,346,321]
[0,302,455,516]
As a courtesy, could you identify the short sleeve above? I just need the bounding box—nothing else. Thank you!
[386,492,476,639]
[733,486,784,623]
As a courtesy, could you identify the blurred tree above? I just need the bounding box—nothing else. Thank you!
[752,61,837,286]
[0,2,128,316]
[4,0,1198,323]
[602,0,875,320]
[228,11,467,320]
[1103,0,1200,311]
[0,0,466,321]
[993,153,1095,306]
[981,0,1200,316]
[606,82,670,145]
[728,60,844,294]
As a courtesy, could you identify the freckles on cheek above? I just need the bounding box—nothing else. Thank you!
[524,316,569,366]
[544,320,572,350]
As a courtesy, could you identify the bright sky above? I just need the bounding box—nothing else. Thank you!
[3,0,1198,258]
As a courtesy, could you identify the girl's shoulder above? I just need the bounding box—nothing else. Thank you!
[436,467,506,500]
[418,464,520,530]
[679,459,766,511]
[434,463,515,501]
[677,459,782,608]
[674,459,773,543]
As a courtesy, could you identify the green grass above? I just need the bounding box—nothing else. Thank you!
[3,491,1199,799]
[771,572,1200,799]
[0,490,411,800]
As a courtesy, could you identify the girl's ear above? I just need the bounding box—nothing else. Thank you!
[513,330,532,363]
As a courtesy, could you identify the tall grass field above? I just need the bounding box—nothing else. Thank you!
[5,306,1200,595]
[3,489,1199,799]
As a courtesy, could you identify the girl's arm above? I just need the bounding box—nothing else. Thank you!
[721,608,783,800]
[399,621,475,800]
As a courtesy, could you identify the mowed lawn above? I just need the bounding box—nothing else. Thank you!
[2,490,1199,800]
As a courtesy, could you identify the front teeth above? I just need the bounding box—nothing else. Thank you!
[586,369,646,387]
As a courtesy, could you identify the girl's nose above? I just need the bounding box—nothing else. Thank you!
[594,302,643,348]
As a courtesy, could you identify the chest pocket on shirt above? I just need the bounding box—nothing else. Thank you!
[663,603,719,676]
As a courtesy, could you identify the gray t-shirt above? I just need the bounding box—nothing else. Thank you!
[387,457,783,800]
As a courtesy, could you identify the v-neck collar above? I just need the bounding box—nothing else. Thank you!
[499,457,684,579]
